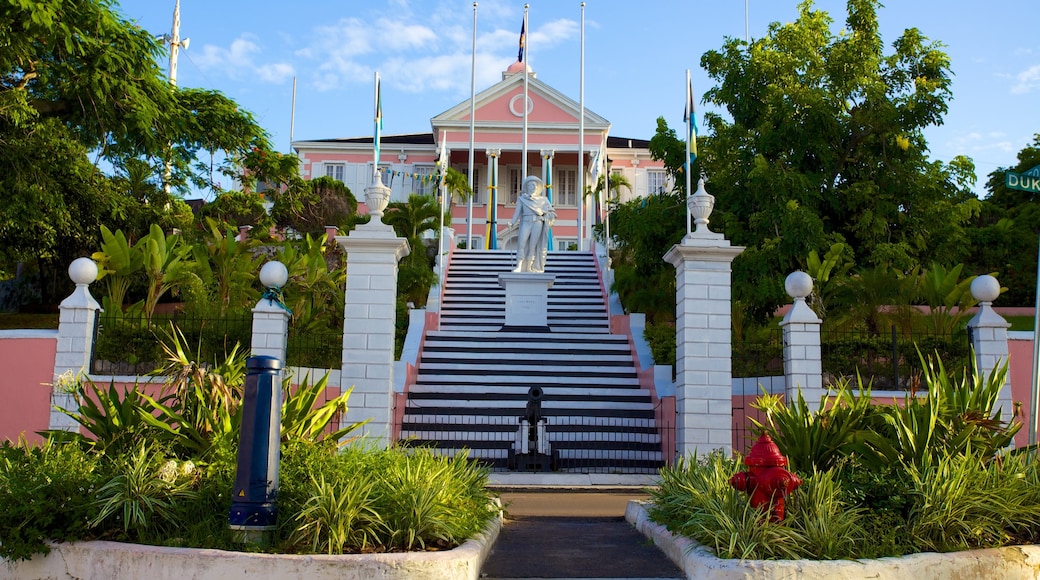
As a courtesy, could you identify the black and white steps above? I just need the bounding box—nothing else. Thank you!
[399,250,664,473]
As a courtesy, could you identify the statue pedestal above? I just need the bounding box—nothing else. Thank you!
[498,273,556,332]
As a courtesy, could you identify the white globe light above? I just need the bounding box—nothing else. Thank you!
[68,257,98,285]
[785,271,813,300]
[259,261,289,289]
[970,275,1000,303]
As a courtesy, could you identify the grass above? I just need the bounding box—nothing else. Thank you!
[1006,315,1035,331]
[0,313,58,329]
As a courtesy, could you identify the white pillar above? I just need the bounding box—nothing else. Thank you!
[663,179,743,457]
[779,271,824,408]
[51,258,103,431]
[337,183,410,446]
[967,275,1014,421]
[252,261,291,362]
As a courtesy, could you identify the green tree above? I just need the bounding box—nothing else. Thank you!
[963,134,1040,305]
[698,0,978,320]
[0,0,280,294]
[200,190,274,233]
[443,167,473,204]
[384,194,445,244]
[270,177,358,236]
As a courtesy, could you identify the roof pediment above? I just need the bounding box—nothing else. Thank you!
[432,72,609,131]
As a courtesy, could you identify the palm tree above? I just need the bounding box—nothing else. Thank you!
[586,172,632,204]
[443,167,473,205]
[383,194,445,243]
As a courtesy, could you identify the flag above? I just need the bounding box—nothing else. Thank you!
[374,73,383,170]
[683,75,698,167]
[517,19,526,62]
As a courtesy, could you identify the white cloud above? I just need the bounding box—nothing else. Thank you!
[298,8,578,95]
[192,34,295,84]
[1011,63,1040,94]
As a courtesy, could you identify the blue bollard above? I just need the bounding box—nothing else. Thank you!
[228,355,282,544]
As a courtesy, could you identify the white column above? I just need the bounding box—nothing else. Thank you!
[779,271,824,408]
[967,275,1014,421]
[663,179,743,457]
[337,187,410,447]
[251,261,291,362]
[51,258,103,431]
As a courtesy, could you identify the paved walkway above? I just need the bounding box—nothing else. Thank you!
[479,490,685,580]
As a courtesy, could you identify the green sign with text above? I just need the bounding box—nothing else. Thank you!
[1006,164,1040,193]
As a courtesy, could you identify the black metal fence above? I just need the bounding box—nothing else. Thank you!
[91,310,344,375]
[733,328,784,378]
[286,324,342,370]
[92,311,252,375]
[821,326,971,390]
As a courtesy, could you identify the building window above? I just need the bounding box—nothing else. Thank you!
[413,165,437,196]
[555,168,577,206]
[647,170,667,196]
[470,168,484,205]
[554,238,578,251]
[507,168,522,205]
[325,163,345,182]
[459,235,484,249]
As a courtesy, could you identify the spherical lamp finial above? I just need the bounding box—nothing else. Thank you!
[68,258,98,286]
[785,271,813,300]
[970,275,1000,303]
[259,261,289,289]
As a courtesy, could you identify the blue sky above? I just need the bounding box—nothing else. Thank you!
[115,0,1039,198]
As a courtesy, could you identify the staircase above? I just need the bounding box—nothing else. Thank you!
[399,250,664,473]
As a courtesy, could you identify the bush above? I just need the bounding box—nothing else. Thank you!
[0,440,105,561]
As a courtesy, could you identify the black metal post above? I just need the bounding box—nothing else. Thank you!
[229,355,283,545]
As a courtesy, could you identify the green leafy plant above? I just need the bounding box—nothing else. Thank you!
[0,439,103,561]
[905,450,1040,553]
[48,378,152,454]
[288,474,382,554]
[649,452,805,560]
[281,373,366,444]
[751,379,879,473]
[90,443,198,542]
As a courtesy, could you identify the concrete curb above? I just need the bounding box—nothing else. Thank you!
[1,514,502,580]
[626,500,1040,580]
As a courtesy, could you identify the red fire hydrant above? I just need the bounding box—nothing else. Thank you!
[729,433,803,523]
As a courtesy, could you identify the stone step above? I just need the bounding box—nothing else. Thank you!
[413,375,641,387]
[402,406,656,419]
[400,424,661,443]
[405,398,653,411]
[401,415,658,429]
[408,385,648,397]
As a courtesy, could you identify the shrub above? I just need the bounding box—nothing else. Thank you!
[0,440,104,561]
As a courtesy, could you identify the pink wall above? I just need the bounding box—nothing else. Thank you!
[1010,337,1035,448]
[0,333,57,445]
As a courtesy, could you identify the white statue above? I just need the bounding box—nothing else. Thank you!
[511,176,557,273]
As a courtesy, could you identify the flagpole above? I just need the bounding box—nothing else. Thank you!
[577,2,585,250]
[289,76,296,152]
[522,5,530,178]
[373,71,381,182]
[438,129,447,285]
[685,69,693,238]
[465,4,476,250]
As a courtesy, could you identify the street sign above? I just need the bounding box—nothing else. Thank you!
[1006,164,1040,193]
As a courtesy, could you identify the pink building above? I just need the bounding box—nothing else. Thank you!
[291,61,670,250]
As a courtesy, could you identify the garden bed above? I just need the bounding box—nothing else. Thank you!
[2,510,501,580]
[627,501,1040,580]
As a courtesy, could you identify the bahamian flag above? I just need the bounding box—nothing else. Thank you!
[517,19,526,62]
[683,75,698,169]
[374,72,383,170]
